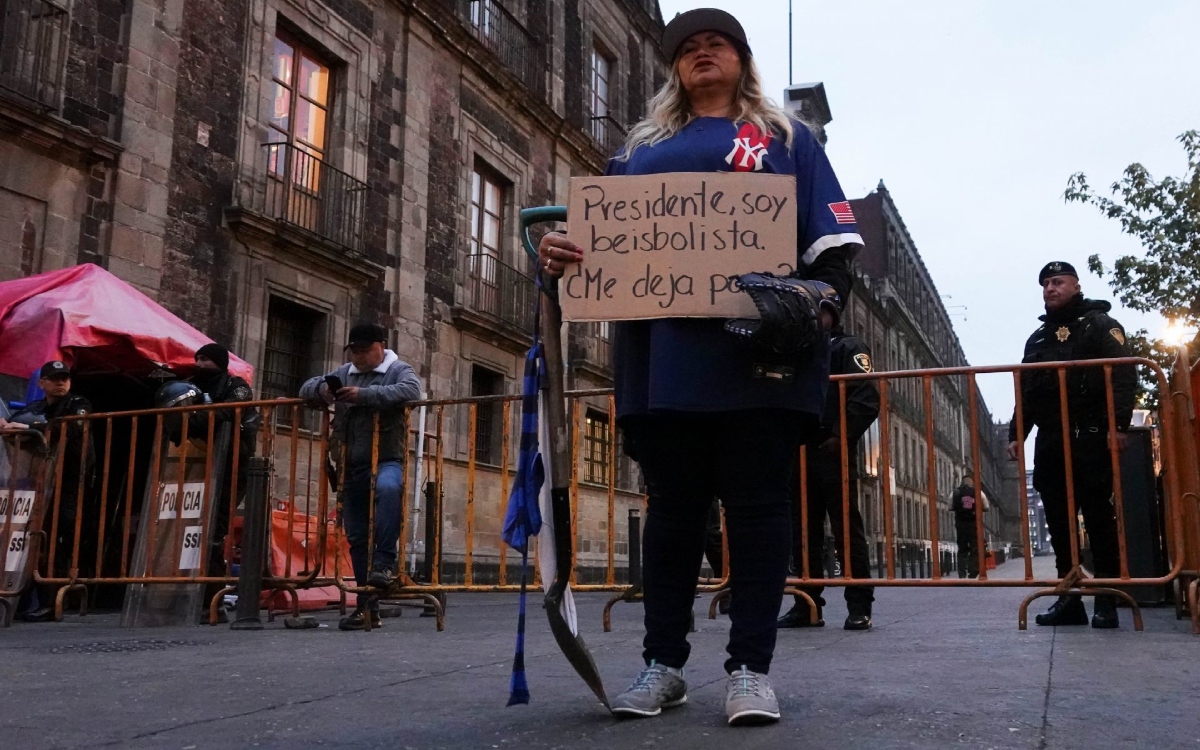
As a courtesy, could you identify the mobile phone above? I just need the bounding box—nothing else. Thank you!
[324,375,343,393]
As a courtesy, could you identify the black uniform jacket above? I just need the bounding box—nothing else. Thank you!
[1008,294,1136,443]
[26,393,95,481]
[188,371,260,459]
[813,328,880,449]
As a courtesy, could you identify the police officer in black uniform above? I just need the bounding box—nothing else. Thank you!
[187,343,259,579]
[778,326,880,631]
[1007,262,1135,628]
[10,361,94,620]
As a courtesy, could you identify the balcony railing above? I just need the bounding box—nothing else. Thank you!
[462,252,537,333]
[0,0,68,112]
[588,114,626,157]
[455,0,540,92]
[247,142,367,252]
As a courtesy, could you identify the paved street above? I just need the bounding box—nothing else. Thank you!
[1,556,1197,749]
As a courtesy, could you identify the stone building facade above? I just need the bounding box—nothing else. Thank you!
[0,0,666,580]
[0,0,1022,580]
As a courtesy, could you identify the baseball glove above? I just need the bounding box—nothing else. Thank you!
[724,272,841,358]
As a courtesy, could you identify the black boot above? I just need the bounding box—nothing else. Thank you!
[1091,596,1120,629]
[844,603,872,631]
[777,602,824,628]
[338,607,382,631]
[1034,595,1088,626]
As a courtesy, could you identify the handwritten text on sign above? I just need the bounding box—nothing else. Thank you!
[562,172,797,321]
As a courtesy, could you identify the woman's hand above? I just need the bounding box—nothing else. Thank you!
[537,232,583,279]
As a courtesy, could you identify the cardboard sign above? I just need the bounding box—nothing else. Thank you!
[562,172,798,321]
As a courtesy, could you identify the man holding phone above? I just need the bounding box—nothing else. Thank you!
[301,322,421,630]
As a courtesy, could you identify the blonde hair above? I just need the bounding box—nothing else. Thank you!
[620,48,795,160]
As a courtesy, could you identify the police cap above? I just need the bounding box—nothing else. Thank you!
[1038,261,1078,285]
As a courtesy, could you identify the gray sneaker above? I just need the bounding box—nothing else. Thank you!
[725,665,780,725]
[610,662,688,718]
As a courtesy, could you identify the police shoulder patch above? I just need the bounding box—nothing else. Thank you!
[1109,328,1125,346]
[234,386,252,400]
[853,353,873,373]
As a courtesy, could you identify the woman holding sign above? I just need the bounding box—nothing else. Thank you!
[538,8,862,726]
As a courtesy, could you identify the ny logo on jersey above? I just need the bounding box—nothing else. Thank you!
[725,123,772,172]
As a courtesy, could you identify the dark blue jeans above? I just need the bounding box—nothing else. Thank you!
[341,461,402,596]
[623,411,810,675]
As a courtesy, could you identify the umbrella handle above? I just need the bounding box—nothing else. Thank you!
[520,203,610,709]
[519,206,568,263]
[519,204,573,555]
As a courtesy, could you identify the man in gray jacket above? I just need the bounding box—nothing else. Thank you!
[301,322,421,630]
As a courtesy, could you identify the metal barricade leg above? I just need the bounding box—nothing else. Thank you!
[1188,579,1199,635]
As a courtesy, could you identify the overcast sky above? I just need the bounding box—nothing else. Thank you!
[657,0,1200,420]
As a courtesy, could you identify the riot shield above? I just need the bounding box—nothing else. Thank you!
[0,430,49,625]
[121,420,232,626]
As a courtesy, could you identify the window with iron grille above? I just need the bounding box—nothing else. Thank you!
[583,409,610,485]
[262,296,324,401]
[0,0,69,112]
[470,365,504,465]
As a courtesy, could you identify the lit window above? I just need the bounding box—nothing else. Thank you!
[584,409,611,485]
[268,31,332,183]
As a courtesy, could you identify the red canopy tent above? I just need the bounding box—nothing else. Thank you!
[0,264,253,383]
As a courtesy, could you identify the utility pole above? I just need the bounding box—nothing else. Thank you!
[788,0,793,85]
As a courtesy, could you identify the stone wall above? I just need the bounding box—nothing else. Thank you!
[0,0,667,563]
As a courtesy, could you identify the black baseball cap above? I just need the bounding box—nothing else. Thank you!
[1038,261,1078,285]
[662,8,751,62]
[39,360,71,379]
[345,322,387,349]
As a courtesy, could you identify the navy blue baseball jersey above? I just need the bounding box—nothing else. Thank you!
[605,117,862,419]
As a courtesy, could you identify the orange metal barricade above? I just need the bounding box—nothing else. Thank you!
[758,356,1185,633]
[1170,347,1200,633]
[11,353,1196,635]
[328,390,653,632]
[12,399,340,622]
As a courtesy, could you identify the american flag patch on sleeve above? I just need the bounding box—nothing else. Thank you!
[828,201,856,224]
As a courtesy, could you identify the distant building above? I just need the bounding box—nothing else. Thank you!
[845,181,1019,573]
[1026,470,1050,553]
